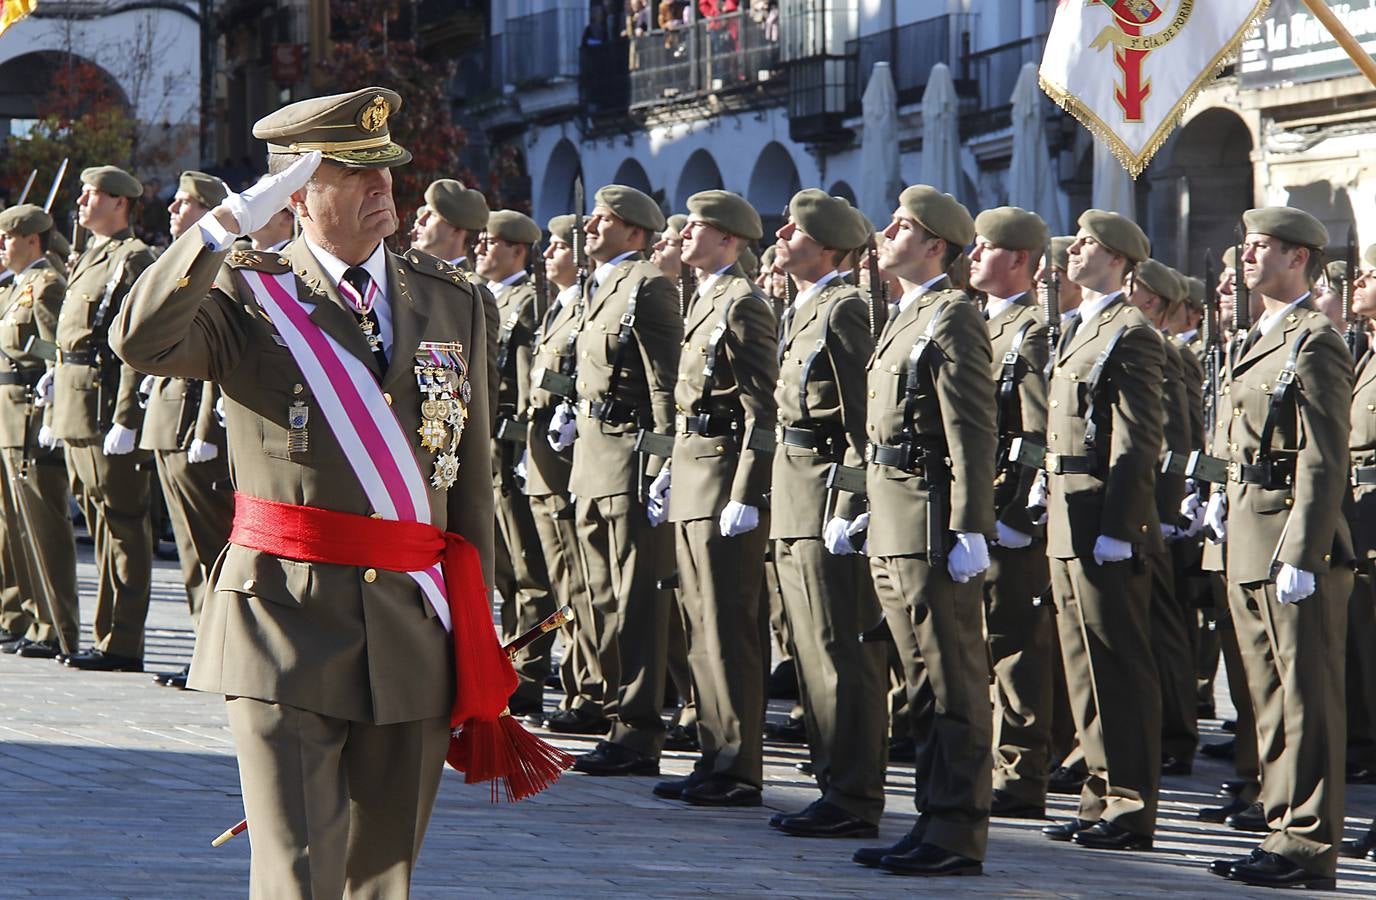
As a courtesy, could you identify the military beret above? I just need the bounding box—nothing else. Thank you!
[760,245,777,270]
[1050,236,1074,270]
[1326,260,1348,285]
[254,86,410,168]
[1186,275,1204,304]
[80,165,142,199]
[487,210,541,245]
[739,245,760,279]
[665,214,688,238]
[788,189,868,251]
[1242,206,1328,250]
[0,204,53,237]
[547,214,576,245]
[1078,209,1149,263]
[898,185,975,248]
[687,190,762,241]
[49,230,70,257]
[1365,243,1376,271]
[974,206,1049,253]
[1135,259,1183,303]
[178,170,228,208]
[1222,245,1239,270]
[595,184,666,234]
[426,180,488,232]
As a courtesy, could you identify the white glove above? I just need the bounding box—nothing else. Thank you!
[37,425,59,449]
[1205,491,1227,544]
[33,370,54,407]
[824,516,859,555]
[1275,563,1316,605]
[514,449,529,492]
[221,151,321,234]
[1026,472,1049,526]
[1179,490,1205,537]
[138,374,155,395]
[646,467,671,526]
[1092,534,1133,566]
[102,423,137,456]
[994,521,1033,549]
[719,500,759,537]
[547,402,577,451]
[947,532,991,583]
[187,438,218,463]
[214,395,226,428]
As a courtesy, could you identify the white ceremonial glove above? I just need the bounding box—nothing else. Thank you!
[947,532,991,584]
[187,438,218,463]
[993,521,1033,549]
[846,512,871,554]
[824,515,859,555]
[221,151,321,234]
[1092,534,1133,566]
[1275,564,1316,605]
[33,370,54,408]
[646,467,671,526]
[1204,491,1227,544]
[37,425,60,449]
[214,395,226,428]
[1179,489,1206,538]
[137,374,155,407]
[1026,472,1049,526]
[514,449,529,492]
[547,401,577,451]
[102,423,136,456]
[719,500,759,538]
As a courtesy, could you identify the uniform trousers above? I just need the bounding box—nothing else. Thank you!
[674,517,768,787]
[1210,571,1260,779]
[1050,555,1161,837]
[1229,571,1350,877]
[0,459,33,636]
[0,449,78,648]
[494,485,555,706]
[773,537,886,823]
[528,491,601,713]
[226,697,449,900]
[574,492,670,758]
[1147,547,1199,763]
[65,441,153,658]
[874,552,991,861]
[1346,565,1376,772]
[154,449,232,633]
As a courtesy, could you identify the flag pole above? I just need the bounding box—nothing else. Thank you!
[1299,0,1376,89]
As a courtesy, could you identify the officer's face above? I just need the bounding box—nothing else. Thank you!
[0,230,40,272]
[167,191,209,240]
[474,232,522,279]
[1241,232,1308,296]
[1354,266,1376,318]
[878,209,942,280]
[297,163,397,250]
[969,236,1028,295]
[652,229,682,273]
[544,238,575,286]
[77,185,127,234]
[1066,232,1124,288]
[773,220,836,279]
[584,206,642,261]
[1127,281,1166,322]
[680,218,731,270]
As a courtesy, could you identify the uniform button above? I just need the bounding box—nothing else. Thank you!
[1230,443,1239,452]
[868,390,876,398]
[1069,373,1079,381]
[1324,553,1331,562]
[1233,408,1241,416]
[363,568,378,583]
[578,381,586,390]
[1223,386,1230,394]
[293,383,304,394]
[242,579,256,591]
[782,352,790,360]
[1140,524,1148,533]
[889,365,898,373]
[714,444,724,452]
[1368,404,1375,411]
[383,392,393,405]
[776,379,784,387]
[1049,399,1059,408]
[675,404,684,412]
[1284,498,1293,507]
[1049,432,1058,441]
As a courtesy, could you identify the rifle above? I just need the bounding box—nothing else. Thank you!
[532,242,549,330]
[865,233,886,338]
[1345,225,1362,360]
[15,169,37,205]
[70,217,89,269]
[1200,251,1222,440]
[1042,243,1061,372]
[678,264,696,320]
[42,158,69,214]
[781,204,797,305]
[572,176,588,298]
[1231,223,1250,361]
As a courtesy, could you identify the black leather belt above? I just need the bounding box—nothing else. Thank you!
[865,441,920,473]
[55,348,96,366]
[578,396,638,426]
[1354,466,1376,487]
[776,424,839,455]
[1228,459,1294,487]
[1045,452,1093,475]
[676,411,739,438]
[0,371,35,386]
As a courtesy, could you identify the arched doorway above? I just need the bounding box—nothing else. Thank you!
[614,158,653,195]
[538,138,582,224]
[829,180,856,204]
[748,142,801,237]
[675,149,723,212]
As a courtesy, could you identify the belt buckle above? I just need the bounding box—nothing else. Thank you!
[1227,461,1241,482]
[1045,451,1060,475]
[618,312,636,328]
[674,413,688,433]
[864,443,874,463]
[775,424,786,443]
[54,348,64,365]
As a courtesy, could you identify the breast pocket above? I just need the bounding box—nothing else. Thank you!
[253,350,314,462]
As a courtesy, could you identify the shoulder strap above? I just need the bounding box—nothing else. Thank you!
[900,298,953,437]
[495,287,533,376]
[694,294,744,412]
[1081,324,1130,452]
[602,276,646,406]
[996,318,1035,441]
[1257,330,1313,464]
[798,300,836,422]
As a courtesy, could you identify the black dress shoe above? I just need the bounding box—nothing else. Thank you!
[1,636,28,654]
[1226,801,1268,833]
[154,665,190,689]
[880,842,982,877]
[652,771,703,800]
[768,659,799,700]
[1161,754,1192,776]
[764,715,808,744]
[854,830,920,867]
[663,723,698,751]
[1047,765,1087,795]
[1071,819,1152,851]
[1042,818,1094,842]
[1221,778,1257,797]
[888,736,915,763]
[1222,718,1236,733]
[1199,738,1235,759]
[770,798,819,828]
[544,707,611,735]
[1208,846,1266,878]
[17,640,61,659]
[796,761,814,776]
[775,801,877,838]
[1197,700,1216,719]
[507,698,545,720]
[543,673,563,690]
[1197,793,1256,823]
[1230,852,1335,890]
[1340,827,1376,859]
[989,788,1044,819]
[571,741,659,777]
[66,650,144,672]
[682,775,762,807]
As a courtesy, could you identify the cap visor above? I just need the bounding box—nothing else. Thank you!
[323,143,412,169]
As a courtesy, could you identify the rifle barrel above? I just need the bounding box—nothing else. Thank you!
[16,169,37,205]
[42,157,69,213]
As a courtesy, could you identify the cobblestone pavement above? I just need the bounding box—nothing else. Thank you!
[1,546,1374,898]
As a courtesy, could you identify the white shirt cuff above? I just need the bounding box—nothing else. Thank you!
[198,214,239,252]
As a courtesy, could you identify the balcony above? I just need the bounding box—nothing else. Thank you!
[844,13,975,115]
[627,10,783,122]
[502,8,585,89]
[960,34,1047,138]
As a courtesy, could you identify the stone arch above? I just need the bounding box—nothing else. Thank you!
[747,142,801,237]
[0,51,129,121]
[674,149,723,212]
[829,180,856,204]
[613,157,653,195]
[538,138,582,224]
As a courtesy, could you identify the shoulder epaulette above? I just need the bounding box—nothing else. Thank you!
[225,249,291,274]
[402,249,475,289]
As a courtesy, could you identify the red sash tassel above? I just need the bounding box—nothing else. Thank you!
[228,493,572,801]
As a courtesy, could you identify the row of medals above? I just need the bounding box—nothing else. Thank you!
[415,343,471,490]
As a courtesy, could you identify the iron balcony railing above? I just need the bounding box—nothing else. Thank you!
[844,13,975,114]
[961,33,1047,136]
[501,8,586,88]
[628,10,781,112]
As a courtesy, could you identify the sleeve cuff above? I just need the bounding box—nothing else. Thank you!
[198,214,239,252]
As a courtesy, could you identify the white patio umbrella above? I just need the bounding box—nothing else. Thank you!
[1008,61,1062,233]
[918,63,964,203]
[858,62,903,226]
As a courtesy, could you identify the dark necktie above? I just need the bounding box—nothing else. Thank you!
[1058,314,1081,356]
[343,266,388,373]
[777,304,795,363]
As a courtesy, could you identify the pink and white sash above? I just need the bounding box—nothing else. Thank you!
[243,269,451,630]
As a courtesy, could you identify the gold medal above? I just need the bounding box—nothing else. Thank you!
[419,418,448,451]
[421,398,443,419]
[431,451,459,490]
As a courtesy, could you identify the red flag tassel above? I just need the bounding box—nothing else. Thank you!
[447,714,576,802]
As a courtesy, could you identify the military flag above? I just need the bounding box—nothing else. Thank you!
[1039,1,1271,177]
[0,0,37,39]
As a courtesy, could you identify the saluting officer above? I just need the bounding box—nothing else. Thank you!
[1038,210,1165,851]
[650,190,777,807]
[557,185,682,777]
[477,209,557,718]
[141,171,235,689]
[1205,208,1353,891]
[44,166,156,672]
[850,187,996,877]
[0,204,79,658]
[769,189,887,839]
